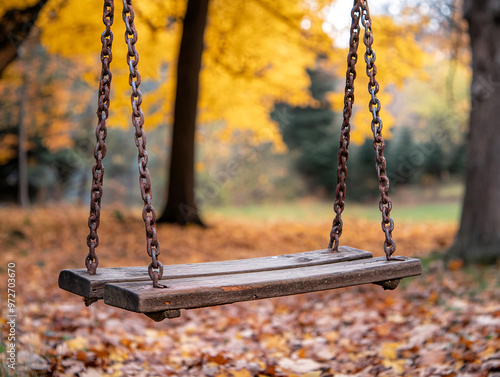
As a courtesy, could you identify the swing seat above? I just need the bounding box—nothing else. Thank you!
[58,0,421,323]
[59,246,421,320]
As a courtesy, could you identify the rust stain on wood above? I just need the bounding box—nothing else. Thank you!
[221,284,263,292]
[221,286,245,292]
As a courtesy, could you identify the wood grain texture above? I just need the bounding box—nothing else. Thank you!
[103,257,422,313]
[58,246,372,299]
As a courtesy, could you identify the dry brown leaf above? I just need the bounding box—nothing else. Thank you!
[448,259,464,271]
[301,372,322,377]
[206,352,232,365]
[381,342,401,361]
[65,336,89,352]
[278,358,322,374]
[418,350,448,366]
[80,368,103,377]
[1,207,498,376]
[229,369,253,377]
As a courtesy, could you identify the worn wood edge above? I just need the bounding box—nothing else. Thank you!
[58,246,372,299]
[373,256,423,290]
[106,257,422,313]
[58,269,94,298]
[103,257,422,313]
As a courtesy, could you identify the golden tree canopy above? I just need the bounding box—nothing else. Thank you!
[1,0,428,152]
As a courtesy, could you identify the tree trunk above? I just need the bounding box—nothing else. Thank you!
[447,0,500,263]
[0,0,48,77]
[157,0,209,225]
[18,74,30,209]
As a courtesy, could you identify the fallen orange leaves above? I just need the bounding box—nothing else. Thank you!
[0,206,498,376]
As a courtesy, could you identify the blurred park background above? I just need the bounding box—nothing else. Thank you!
[0,0,470,222]
[1,0,500,375]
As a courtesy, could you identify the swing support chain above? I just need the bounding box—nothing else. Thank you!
[329,0,362,252]
[122,0,165,288]
[85,0,114,275]
[360,0,397,260]
[329,0,397,261]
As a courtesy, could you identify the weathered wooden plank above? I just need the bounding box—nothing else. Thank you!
[58,246,372,299]
[103,256,422,313]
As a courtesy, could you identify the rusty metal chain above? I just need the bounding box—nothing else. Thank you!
[122,0,165,288]
[329,0,362,251]
[360,0,397,260]
[329,0,398,260]
[86,0,114,275]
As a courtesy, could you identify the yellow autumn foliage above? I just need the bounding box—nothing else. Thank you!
[0,134,19,163]
[32,0,335,150]
[330,16,428,144]
[0,0,41,17]
[0,49,93,163]
[1,0,428,151]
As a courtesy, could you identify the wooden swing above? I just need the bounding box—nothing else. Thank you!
[59,0,422,322]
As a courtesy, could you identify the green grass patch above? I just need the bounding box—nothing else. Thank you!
[418,251,445,268]
[206,200,461,223]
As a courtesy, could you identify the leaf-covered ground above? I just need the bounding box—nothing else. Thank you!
[0,207,499,376]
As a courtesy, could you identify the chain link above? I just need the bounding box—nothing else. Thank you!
[329,0,362,251]
[360,0,397,259]
[329,0,397,260]
[122,0,165,288]
[86,0,114,275]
